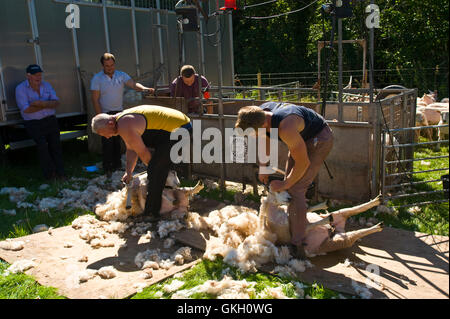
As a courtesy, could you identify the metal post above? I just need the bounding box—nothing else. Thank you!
[0,55,7,121]
[199,18,206,75]
[156,0,165,84]
[197,8,203,115]
[70,25,84,113]
[216,12,225,192]
[131,0,141,77]
[338,18,343,122]
[102,0,111,52]
[369,0,379,197]
[381,129,386,200]
[27,0,43,65]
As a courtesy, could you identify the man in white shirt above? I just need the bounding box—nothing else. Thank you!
[90,53,154,175]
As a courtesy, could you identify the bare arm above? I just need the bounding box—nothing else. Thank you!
[119,119,152,166]
[125,79,154,94]
[91,90,102,115]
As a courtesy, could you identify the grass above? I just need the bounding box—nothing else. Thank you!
[0,260,65,299]
[347,139,448,236]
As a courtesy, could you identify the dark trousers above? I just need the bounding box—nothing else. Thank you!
[142,123,192,216]
[102,111,122,172]
[24,115,65,180]
[142,130,175,216]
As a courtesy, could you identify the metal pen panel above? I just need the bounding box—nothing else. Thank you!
[0,0,36,114]
[76,5,107,76]
[107,8,136,76]
[135,10,155,82]
[34,0,81,115]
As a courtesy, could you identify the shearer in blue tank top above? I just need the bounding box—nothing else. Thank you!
[235,101,334,259]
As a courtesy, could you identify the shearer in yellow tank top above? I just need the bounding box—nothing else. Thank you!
[91,104,191,220]
[116,104,190,132]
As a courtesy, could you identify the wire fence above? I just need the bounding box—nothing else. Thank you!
[236,68,449,100]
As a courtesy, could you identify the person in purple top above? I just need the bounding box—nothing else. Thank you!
[15,64,65,181]
[169,65,211,114]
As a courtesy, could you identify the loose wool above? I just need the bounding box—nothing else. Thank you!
[187,202,313,274]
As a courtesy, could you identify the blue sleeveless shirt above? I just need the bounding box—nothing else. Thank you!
[260,102,327,141]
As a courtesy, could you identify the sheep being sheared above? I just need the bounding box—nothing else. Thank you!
[262,192,384,257]
[95,170,204,221]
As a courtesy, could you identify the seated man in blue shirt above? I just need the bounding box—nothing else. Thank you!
[15,64,65,181]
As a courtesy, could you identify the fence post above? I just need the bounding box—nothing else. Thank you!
[257,72,262,100]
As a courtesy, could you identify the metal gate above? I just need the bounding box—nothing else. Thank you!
[380,92,449,209]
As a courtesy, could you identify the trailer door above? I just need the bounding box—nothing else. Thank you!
[0,0,41,121]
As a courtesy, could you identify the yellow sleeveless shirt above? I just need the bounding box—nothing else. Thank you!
[117,105,190,132]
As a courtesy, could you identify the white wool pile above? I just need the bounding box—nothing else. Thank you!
[190,205,304,273]
[407,206,421,215]
[163,279,185,293]
[376,205,398,216]
[32,224,49,233]
[157,220,185,238]
[130,222,153,237]
[351,280,372,299]
[169,276,306,299]
[1,209,16,216]
[104,221,129,234]
[135,249,161,269]
[172,247,192,265]
[261,286,290,299]
[94,188,134,221]
[196,276,256,299]
[71,215,128,249]
[0,239,25,251]
[135,247,192,270]
[97,266,117,279]
[77,269,98,283]
[142,261,159,270]
[5,259,37,275]
[164,238,175,249]
[273,260,314,279]
[38,197,64,212]
[0,187,32,204]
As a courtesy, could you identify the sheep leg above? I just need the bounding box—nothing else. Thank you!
[331,195,381,221]
[315,223,384,254]
[305,214,334,233]
[307,201,328,213]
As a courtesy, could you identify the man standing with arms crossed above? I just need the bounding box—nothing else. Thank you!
[91,53,154,176]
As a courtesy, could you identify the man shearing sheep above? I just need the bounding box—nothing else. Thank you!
[91,105,191,221]
[235,102,334,259]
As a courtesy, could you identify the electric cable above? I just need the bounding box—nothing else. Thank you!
[244,0,319,20]
[243,0,277,10]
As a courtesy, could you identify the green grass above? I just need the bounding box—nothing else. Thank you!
[348,140,449,236]
[0,260,65,299]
